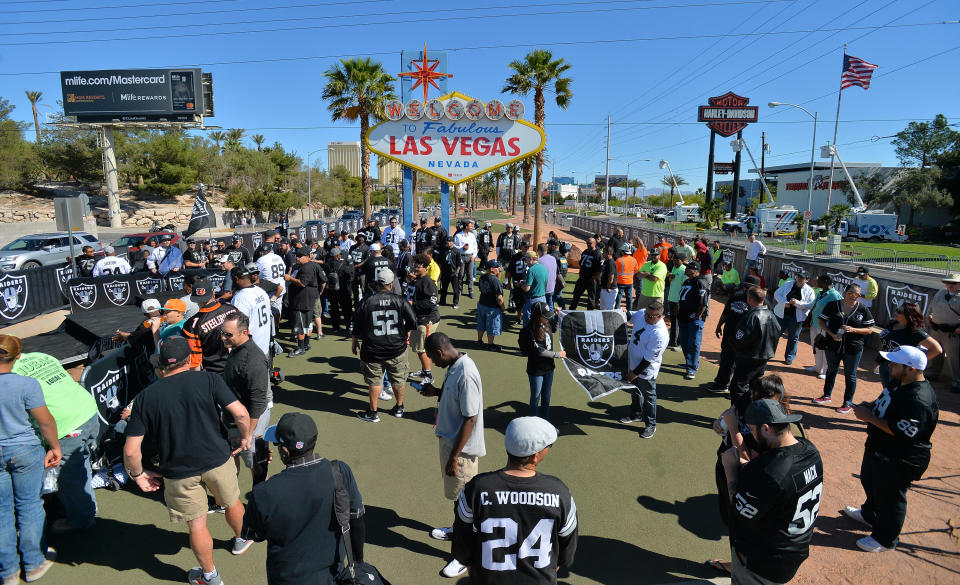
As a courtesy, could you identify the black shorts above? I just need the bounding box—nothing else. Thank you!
[292,309,314,334]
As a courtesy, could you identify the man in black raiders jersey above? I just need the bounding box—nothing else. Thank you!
[722,399,823,584]
[226,235,252,266]
[363,243,393,297]
[846,346,939,553]
[72,245,98,278]
[416,218,433,254]
[452,416,578,583]
[349,234,370,306]
[570,237,601,310]
[708,275,761,394]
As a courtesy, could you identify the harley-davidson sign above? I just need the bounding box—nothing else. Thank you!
[367,91,545,185]
[698,92,757,137]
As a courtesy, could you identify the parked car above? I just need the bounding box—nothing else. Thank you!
[0,232,104,271]
[110,232,180,255]
[340,210,363,221]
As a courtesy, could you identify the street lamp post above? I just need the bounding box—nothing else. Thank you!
[612,158,651,214]
[659,159,682,205]
[307,148,327,220]
[769,102,818,253]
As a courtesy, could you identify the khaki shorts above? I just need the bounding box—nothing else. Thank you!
[410,321,439,353]
[361,353,409,387]
[439,439,479,501]
[313,296,325,315]
[164,458,241,523]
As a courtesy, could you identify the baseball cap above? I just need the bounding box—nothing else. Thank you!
[160,299,187,313]
[506,222,513,228]
[329,246,342,256]
[375,268,395,285]
[685,261,700,272]
[232,235,242,242]
[103,245,115,254]
[744,399,802,425]
[231,265,252,279]
[369,243,382,251]
[525,250,538,259]
[264,412,318,453]
[244,262,260,275]
[434,215,442,222]
[796,270,811,279]
[257,244,273,256]
[279,237,291,245]
[856,266,869,275]
[879,345,928,371]
[186,238,196,244]
[141,298,161,313]
[190,278,212,302]
[942,273,960,284]
[519,240,531,248]
[743,275,761,286]
[295,247,312,257]
[505,416,558,457]
[160,235,172,241]
[150,336,191,368]
[487,259,500,269]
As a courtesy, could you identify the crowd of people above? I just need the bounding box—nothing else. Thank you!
[0,216,953,585]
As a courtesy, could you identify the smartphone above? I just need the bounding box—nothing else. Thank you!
[410,381,423,391]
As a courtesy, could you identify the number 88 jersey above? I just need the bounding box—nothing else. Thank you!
[453,470,578,585]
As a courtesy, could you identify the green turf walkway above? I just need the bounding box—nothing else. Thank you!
[43,285,735,585]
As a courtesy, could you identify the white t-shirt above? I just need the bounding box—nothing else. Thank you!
[92,256,131,277]
[747,239,767,260]
[256,252,287,290]
[627,310,669,380]
[232,285,272,355]
[380,226,406,256]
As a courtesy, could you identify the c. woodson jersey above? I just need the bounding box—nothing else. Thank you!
[231,286,272,356]
[92,256,131,277]
[256,252,287,291]
[453,470,578,585]
[730,438,823,583]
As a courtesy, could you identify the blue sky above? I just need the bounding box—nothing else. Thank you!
[2,0,957,194]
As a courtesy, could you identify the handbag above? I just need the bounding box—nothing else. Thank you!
[331,461,391,585]
[814,332,841,353]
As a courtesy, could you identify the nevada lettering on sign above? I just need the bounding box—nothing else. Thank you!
[367,91,545,185]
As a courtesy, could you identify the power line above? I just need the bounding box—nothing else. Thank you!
[3,0,246,15]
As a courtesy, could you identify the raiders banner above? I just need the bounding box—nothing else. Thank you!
[183,188,214,238]
[558,310,634,400]
[80,343,154,424]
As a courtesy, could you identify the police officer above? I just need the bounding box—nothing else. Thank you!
[926,272,960,393]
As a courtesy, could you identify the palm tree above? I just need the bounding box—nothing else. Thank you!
[322,57,397,219]
[625,179,645,208]
[225,128,246,152]
[661,174,688,207]
[491,167,506,208]
[508,162,519,214]
[503,49,572,244]
[209,130,226,155]
[25,90,43,145]
[251,134,265,152]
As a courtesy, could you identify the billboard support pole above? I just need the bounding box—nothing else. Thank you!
[706,129,716,206]
[440,181,450,233]
[402,166,414,231]
[102,126,122,228]
[730,130,742,218]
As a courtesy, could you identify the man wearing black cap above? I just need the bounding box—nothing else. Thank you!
[709,275,761,394]
[731,286,782,412]
[242,412,366,585]
[323,246,354,334]
[721,399,823,585]
[349,233,370,307]
[432,216,449,254]
[476,221,493,269]
[226,235,252,266]
[182,286,238,374]
[124,337,254,585]
[773,271,815,366]
[452,416,578,581]
[676,261,711,381]
[210,240,228,270]
[285,248,324,357]
[183,239,207,269]
[853,266,878,309]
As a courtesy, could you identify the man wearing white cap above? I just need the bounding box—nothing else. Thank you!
[926,272,960,393]
[92,246,132,277]
[846,346,939,553]
[451,416,578,582]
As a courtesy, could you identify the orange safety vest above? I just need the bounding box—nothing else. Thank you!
[615,255,638,285]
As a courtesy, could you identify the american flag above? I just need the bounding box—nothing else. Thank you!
[840,54,878,90]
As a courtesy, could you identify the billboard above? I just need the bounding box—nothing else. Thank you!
[594,175,627,187]
[60,68,209,121]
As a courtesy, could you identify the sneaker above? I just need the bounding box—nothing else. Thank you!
[813,395,832,404]
[187,567,223,585]
[784,359,793,366]
[639,426,657,439]
[208,503,226,514]
[392,404,405,418]
[287,348,305,358]
[683,372,696,380]
[357,410,380,423]
[818,373,826,379]
[379,388,394,401]
[430,526,453,541]
[409,370,427,379]
[618,415,643,424]
[669,345,681,352]
[843,506,873,528]
[51,518,95,535]
[421,374,434,385]
[837,405,853,414]
[231,537,253,556]
[24,549,56,583]
[856,535,895,553]
[452,304,459,309]
[440,559,467,578]
[706,383,729,394]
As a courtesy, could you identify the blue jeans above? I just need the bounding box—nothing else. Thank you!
[823,348,864,406]
[56,414,100,528]
[522,295,546,328]
[545,291,555,312]
[782,311,802,362]
[678,319,704,374]
[0,442,47,576]
[744,259,757,276]
[553,288,566,310]
[615,284,633,312]
[528,371,555,421]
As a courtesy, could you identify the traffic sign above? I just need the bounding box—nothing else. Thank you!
[804,209,814,220]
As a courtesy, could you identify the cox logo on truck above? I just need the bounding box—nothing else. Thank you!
[859,224,892,235]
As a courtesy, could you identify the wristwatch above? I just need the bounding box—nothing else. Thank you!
[127,468,144,479]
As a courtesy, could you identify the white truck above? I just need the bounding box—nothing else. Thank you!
[654,203,701,223]
[839,211,907,242]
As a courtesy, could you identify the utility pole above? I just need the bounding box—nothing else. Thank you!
[760,131,767,204]
[705,130,716,206]
[102,126,122,228]
[604,116,611,215]
[730,130,743,217]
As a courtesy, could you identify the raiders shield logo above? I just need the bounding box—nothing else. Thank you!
[781,262,803,278]
[885,284,929,322]
[251,233,263,250]
[827,271,854,289]
[103,280,131,306]
[298,227,306,241]
[167,275,185,291]
[69,282,97,310]
[0,273,29,320]
[576,333,615,369]
[722,249,735,265]
[90,367,127,423]
[55,265,74,295]
[209,273,226,293]
[136,277,163,296]
[311,225,319,239]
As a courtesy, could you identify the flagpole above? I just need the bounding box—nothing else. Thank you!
[825,44,846,216]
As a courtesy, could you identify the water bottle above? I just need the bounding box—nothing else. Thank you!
[42,465,61,495]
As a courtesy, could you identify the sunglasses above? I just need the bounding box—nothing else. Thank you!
[645,312,663,320]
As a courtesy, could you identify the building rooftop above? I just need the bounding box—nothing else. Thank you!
[749,161,884,175]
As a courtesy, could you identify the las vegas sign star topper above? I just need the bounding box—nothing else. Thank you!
[368,52,545,185]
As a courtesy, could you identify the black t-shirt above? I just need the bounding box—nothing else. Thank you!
[478,273,504,308]
[363,256,393,292]
[721,288,750,343]
[182,301,238,374]
[348,243,369,268]
[786,285,802,303]
[452,470,578,585]
[518,319,559,375]
[878,324,929,354]
[126,370,237,479]
[578,247,601,275]
[242,458,363,585]
[223,339,270,420]
[865,380,939,475]
[290,262,324,311]
[819,300,875,353]
[183,249,205,267]
[225,245,252,266]
[257,279,279,298]
[730,438,823,583]
[282,249,297,272]
[600,257,616,289]
[352,290,417,361]
[677,275,711,322]
[410,275,440,325]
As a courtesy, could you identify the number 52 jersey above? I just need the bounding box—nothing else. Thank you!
[453,470,578,585]
[351,290,417,362]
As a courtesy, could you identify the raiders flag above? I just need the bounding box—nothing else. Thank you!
[183,187,213,238]
[558,310,633,400]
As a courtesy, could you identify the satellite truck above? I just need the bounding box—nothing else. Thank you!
[821,145,907,242]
